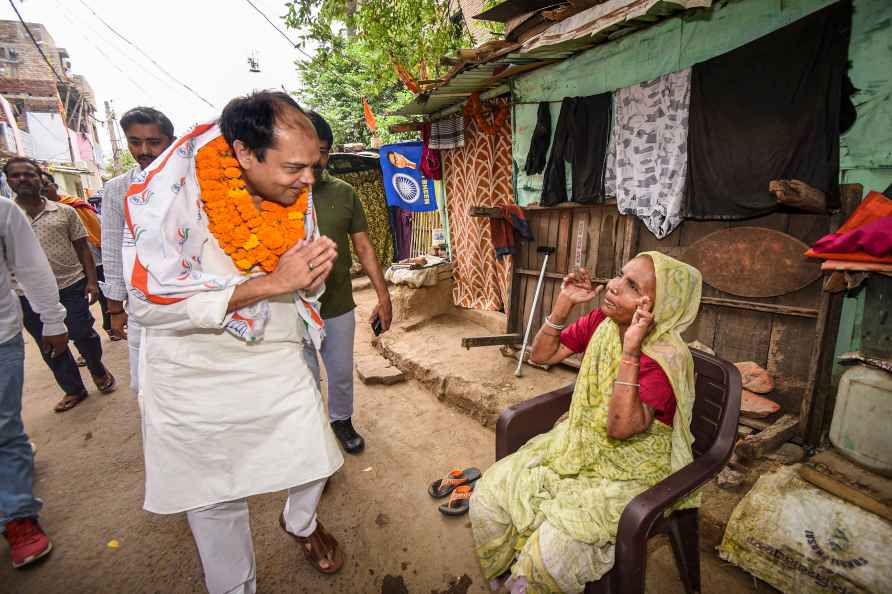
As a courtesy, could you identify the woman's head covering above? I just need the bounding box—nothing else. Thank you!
[640,251,702,343]
[638,251,702,492]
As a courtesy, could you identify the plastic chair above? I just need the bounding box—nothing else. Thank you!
[494,349,742,594]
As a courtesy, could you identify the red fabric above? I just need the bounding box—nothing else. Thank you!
[811,216,892,256]
[420,123,442,180]
[560,308,677,426]
[806,191,892,263]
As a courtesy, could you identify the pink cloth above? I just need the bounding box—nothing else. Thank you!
[811,216,892,257]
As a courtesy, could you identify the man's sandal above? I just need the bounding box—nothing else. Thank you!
[92,372,117,395]
[428,467,481,499]
[54,392,88,413]
[438,485,473,516]
[279,514,344,574]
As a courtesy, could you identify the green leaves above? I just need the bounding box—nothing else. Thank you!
[284,0,468,144]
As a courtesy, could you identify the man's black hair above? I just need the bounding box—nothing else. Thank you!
[307,111,334,148]
[39,170,56,183]
[120,106,175,139]
[3,156,42,176]
[219,91,311,163]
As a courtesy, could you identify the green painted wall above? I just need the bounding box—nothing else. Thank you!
[508,0,892,373]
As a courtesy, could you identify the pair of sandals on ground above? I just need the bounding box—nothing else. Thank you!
[229,468,486,576]
[429,467,482,516]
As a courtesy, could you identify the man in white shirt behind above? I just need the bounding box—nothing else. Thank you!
[0,198,68,568]
[100,107,175,393]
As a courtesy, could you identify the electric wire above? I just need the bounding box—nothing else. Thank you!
[7,0,66,84]
[242,0,314,60]
[76,0,216,109]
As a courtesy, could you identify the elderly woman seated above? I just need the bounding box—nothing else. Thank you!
[470,252,702,594]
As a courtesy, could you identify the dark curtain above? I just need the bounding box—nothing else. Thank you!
[685,1,853,219]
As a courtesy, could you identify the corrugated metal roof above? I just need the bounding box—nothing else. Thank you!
[394,0,710,117]
[392,49,571,116]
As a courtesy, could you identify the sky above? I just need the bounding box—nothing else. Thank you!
[0,0,318,158]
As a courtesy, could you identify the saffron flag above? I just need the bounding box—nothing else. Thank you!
[363,97,377,132]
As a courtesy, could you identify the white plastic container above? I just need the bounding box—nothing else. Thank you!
[829,364,892,476]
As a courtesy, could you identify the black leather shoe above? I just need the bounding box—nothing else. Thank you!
[331,419,365,454]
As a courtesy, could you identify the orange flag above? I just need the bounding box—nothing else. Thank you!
[362,97,378,132]
[392,62,420,94]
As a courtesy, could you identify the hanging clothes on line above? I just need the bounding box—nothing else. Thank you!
[421,123,442,180]
[541,93,611,207]
[685,1,853,220]
[523,102,551,175]
[604,68,691,239]
[428,116,465,149]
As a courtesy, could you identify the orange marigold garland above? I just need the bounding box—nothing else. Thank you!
[195,136,308,273]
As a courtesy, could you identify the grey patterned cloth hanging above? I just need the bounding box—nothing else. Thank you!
[604,68,691,239]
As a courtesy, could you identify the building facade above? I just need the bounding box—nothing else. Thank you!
[0,20,103,197]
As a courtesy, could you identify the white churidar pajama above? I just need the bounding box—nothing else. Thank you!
[130,240,343,594]
[186,478,327,594]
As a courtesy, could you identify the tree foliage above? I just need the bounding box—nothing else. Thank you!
[103,150,136,178]
[284,0,469,145]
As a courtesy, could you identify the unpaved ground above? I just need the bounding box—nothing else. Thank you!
[3,286,772,594]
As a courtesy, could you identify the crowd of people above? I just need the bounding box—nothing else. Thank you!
[1,89,702,594]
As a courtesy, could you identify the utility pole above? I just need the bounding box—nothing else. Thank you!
[105,100,122,175]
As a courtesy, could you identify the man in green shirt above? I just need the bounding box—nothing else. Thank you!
[303,112,392,454]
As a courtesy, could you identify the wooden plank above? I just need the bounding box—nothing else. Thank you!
[461,334,521,349]
[736,414,800,460]
[469,206,502,218]
[572,212,590,270]
[588,207,603,277]
[596,212,617,279]
[555,209,571,275]
[713,309,772,367]
[621,216,638,264]
[799,465,892,523]
[739,417,771,432]
[682,303,719,350]
[767,316,814,389]
[800,289,833,440]
[700,296,819,318]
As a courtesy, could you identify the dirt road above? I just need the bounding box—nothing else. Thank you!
[2,288,769,594]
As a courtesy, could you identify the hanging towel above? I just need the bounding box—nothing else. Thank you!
[605,68,691,239]
[421,123,442,180]
[541,93,611,207]
[685,2,853,219]
[523,102,551,175]
[429,116,465,149]
[490,204,534,260]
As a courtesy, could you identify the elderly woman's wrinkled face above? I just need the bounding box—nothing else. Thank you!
[601,256,657,325]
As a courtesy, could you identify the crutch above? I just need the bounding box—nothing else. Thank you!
[516,246,555,377]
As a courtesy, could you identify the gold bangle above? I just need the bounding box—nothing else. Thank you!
[614,380,640,388]
[621,358,639,366]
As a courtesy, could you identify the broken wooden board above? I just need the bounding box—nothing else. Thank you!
[461,334,521,349]
[799,464,892,523]
[683,227,822,298]
[736,414,799,461]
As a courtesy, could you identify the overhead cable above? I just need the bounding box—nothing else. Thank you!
[76,0,216,109]
[242,0,314,60]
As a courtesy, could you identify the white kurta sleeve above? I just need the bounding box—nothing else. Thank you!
[129,285,238,331]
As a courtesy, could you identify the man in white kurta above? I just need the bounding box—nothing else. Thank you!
[123,92,345,594]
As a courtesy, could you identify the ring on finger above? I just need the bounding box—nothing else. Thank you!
[308,261,315,271]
